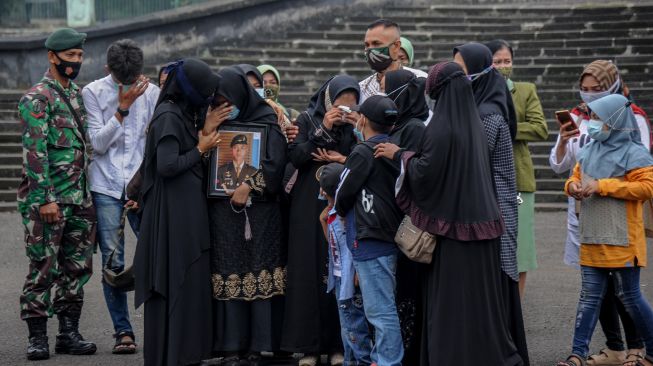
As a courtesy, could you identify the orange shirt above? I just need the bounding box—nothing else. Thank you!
[565,165,653,268]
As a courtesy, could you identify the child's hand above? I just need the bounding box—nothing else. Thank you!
[568,181,583,200]
[374,143,400,159]
[582,179,600,197]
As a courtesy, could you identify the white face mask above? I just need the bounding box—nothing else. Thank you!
[580,78,621,105]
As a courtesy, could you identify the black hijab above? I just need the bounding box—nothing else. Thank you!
[454,42,517,140]
[236,64,264,86]
[306,74,360,123]
[385,69,429,124]
[397,62,503,241]
[155,58,220,119]
[216,66,277,124]
[485,39,514,58]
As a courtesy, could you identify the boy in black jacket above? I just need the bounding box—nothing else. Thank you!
[335,95,404,365]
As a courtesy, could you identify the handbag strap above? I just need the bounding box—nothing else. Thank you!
[45,81,87,142]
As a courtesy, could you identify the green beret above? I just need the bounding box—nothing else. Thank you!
[230,134,248,147]
[45,28,87,52]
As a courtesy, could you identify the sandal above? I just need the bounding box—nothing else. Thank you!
[587,348,626,365]
[299,355,319,366]
[557,354,587,366]
[623,351,653,366]
[112,331,137,354]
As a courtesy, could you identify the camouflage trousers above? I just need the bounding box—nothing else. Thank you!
[20,204,96,320]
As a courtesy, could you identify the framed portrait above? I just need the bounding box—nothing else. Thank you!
[207,122,268,198]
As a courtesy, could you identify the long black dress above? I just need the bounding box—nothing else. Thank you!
[385,69,429,365]
[209,67,288,355]
[399,62,523,366]
[135,59,218,366]
[281,75,359,354]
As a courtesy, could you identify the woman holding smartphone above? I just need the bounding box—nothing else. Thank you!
[549,60,652,366]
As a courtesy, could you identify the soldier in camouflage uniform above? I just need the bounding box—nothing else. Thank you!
[17,28,97,361]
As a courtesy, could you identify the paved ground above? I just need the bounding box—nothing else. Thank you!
[0,210,651,365]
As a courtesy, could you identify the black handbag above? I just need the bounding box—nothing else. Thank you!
[102,207,135,292]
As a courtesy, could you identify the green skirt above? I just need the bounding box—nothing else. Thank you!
[517,192,537,272]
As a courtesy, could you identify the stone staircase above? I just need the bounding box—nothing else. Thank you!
[1,2,653,211]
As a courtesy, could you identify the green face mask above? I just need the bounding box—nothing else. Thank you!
[114,81,132,93]
[498,66,513,80]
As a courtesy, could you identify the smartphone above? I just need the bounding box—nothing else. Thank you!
[555,110,578,132]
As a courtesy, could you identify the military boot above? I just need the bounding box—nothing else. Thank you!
[54,310,96,355]
[26,317,49,361]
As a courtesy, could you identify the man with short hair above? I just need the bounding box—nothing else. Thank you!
[82,38,159,354]
[217,134,258,191]
[360,19,432,123]
[18,27,97,361]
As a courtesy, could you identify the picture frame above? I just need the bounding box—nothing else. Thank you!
[207,122,268,198]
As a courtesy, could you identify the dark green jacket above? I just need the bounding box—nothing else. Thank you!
[511,81,548,192]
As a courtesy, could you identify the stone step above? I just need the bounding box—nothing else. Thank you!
[534,163,569,179]
[0,189,16,202]
[210,44,653,60]
[0,177,20,190]
[250,36,653,52]
[0,121,20,132]
[0,143,21,154]
[535,202,567,212]
[536,178,566,191]
[317,19,653,33]
[0,132,20,143]
[0,153,21,165]
[380,4,653,16]
[535,190,567,203]
[284,29,653,43]
[206,55,653,70]
[0,201,17,212]
[0,165,22,178]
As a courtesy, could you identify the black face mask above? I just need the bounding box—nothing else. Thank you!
[53,53,82,80]
[365,46,394,73]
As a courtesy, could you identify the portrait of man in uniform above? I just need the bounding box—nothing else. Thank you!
[216,134,258,191]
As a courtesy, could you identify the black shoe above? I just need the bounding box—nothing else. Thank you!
[54,312,96,355]
[26,317,50,361]
[222,355,241,366]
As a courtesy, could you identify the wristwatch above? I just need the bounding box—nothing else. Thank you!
[117,107,130,117]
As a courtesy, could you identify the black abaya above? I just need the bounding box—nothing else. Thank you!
[281,75,359,354]
[209,67,288,355]
[135,59,218,366]
[135,103,213,366]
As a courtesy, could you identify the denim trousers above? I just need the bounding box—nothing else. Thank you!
[334,277,373,366]
[93,192,140,335]
[353,254,403,366]
[572,266,653,358]
[599,275,644,351]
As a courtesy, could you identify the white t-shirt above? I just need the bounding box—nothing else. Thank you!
[359,66,433,125]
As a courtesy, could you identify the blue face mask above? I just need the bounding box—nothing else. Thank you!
[228,105,240,121]
[353,118,365,141]
[255,88,265,98]
[587,119,611,142]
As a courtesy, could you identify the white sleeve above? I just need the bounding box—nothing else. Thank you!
[82,87,123,155]
[549,114,580,174]
[635,114,650,150]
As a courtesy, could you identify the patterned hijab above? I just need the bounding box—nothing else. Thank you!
[579,94,653,179]
[579,60,620,90]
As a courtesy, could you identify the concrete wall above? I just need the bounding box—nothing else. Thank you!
[0,0,387,89]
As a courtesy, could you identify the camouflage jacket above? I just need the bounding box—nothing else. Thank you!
[17,70,92,214]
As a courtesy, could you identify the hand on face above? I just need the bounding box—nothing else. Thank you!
[118,75,149,110]
[205,102,234,133]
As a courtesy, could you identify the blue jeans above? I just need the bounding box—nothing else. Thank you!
[335,277,373,366]
[572,266,653,358]
[353,254,403,366]
[93,192,140,335]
